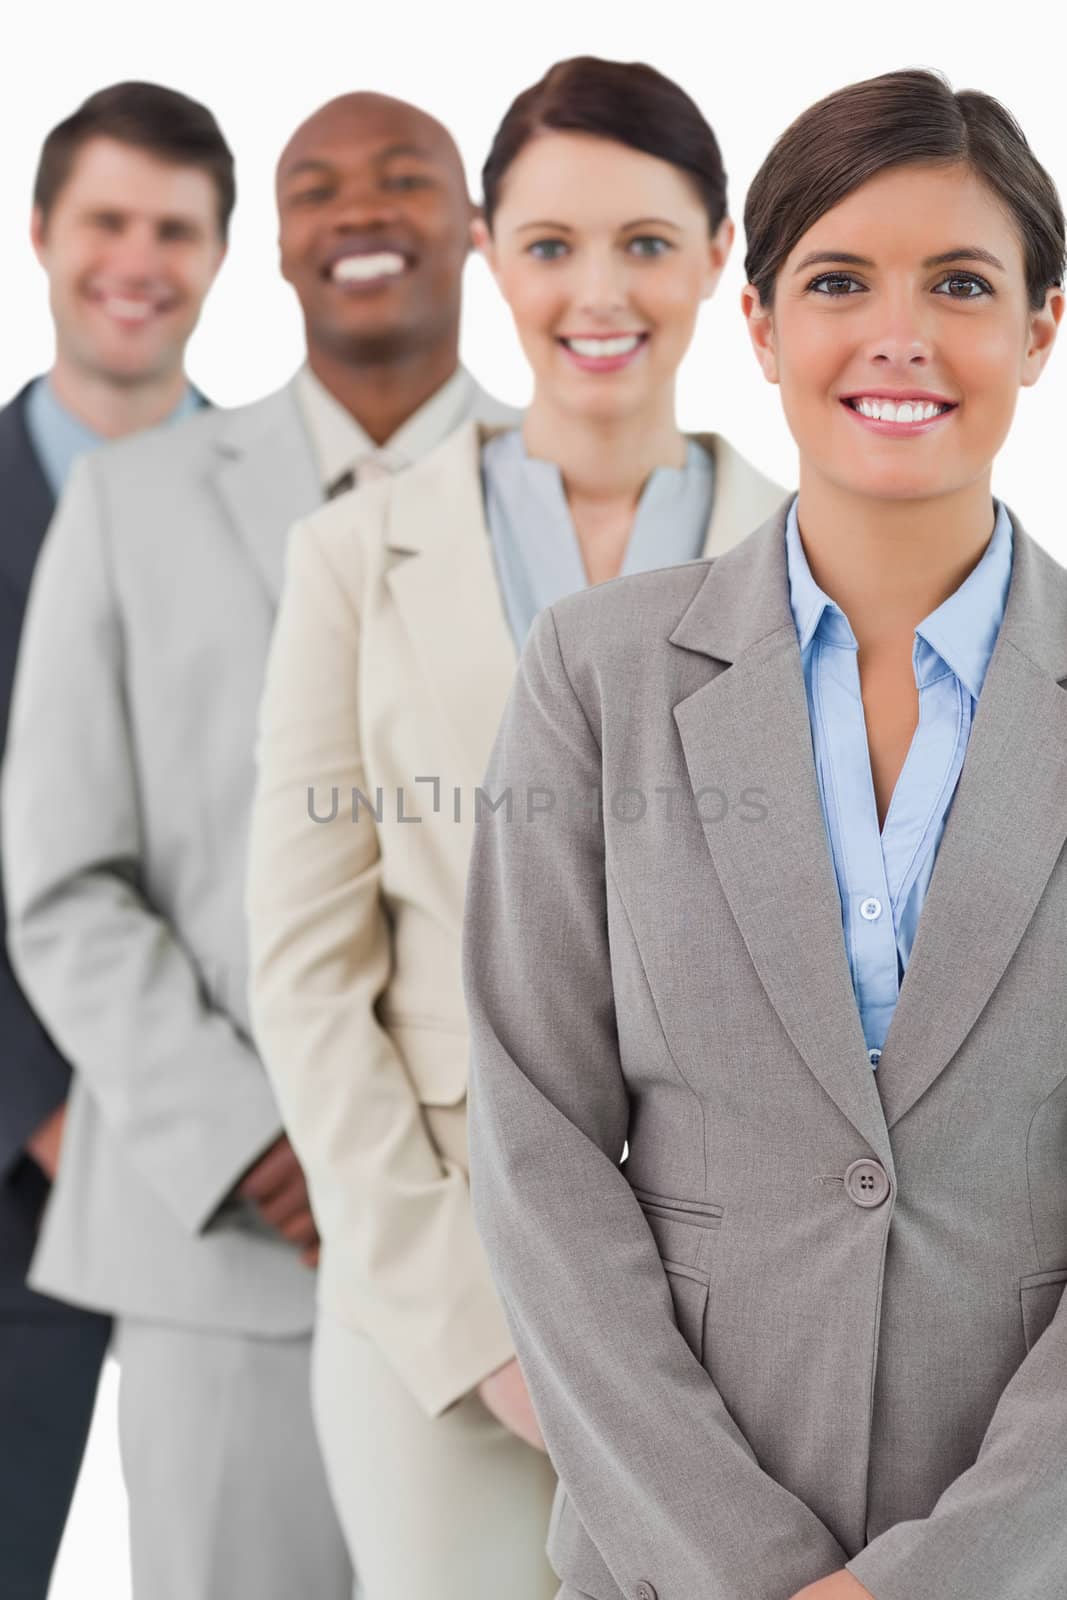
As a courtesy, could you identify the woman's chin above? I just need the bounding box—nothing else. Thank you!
[822,462,969,505]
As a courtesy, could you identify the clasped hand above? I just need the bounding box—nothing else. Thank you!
[790,1572,875,1599]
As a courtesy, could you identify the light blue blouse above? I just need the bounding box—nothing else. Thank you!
[785,496,1014,1067]
[482,428,715,650]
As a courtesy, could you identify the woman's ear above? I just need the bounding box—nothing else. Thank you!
[470,215,499,285]
[741,282,779,384]
[700,216,735,300]
[1021,285,1064,388]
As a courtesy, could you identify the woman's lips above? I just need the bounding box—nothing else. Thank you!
[558,332,649,374]
[841,394,958,437]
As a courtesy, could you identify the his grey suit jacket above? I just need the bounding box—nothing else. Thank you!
[2,370,512,1333]
[1,380,322,1332]
[464,504,1067,1600]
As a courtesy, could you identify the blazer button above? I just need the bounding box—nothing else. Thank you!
[635,1585,658,1600]
[844,1157,890,1208]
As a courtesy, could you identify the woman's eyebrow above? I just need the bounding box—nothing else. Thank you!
[792,246,1007,275]
[792,251,872,274]
[513,216,684,235]
[619,217,683,231]
[923,246,1006,271]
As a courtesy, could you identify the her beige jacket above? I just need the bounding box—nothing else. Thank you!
[245,420,786,1416]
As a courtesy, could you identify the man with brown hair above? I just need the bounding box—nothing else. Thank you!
[0,81,230,1598]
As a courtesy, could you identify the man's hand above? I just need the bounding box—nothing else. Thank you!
[237,1133,319,1265]
[791,1572,875,1600]
[476,1357,547,1451]
[26,1102,66,1181]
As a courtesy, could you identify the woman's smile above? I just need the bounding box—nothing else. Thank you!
[840,388,958,436]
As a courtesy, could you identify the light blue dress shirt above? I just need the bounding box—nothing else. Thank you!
[482,427,715,649]
[785,496,1014,1067]
[25,375,202,497]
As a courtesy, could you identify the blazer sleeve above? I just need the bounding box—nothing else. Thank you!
[1,457,284,1233]
[0,856,70,1178]
[847,1294,1067,1598]
[463,605,848,1600]
[0,584,70,1175]
[245,505,514,1418]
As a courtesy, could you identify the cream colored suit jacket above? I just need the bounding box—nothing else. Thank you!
[246,421,786,1413]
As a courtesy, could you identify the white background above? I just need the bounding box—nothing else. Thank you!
[1,2,1063,1593]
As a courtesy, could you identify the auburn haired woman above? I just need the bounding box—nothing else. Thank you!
[247,56,783,1600]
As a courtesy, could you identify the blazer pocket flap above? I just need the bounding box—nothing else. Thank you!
[632,1185,722,1274]
[1020,1266,1067,1351]
[389,1021,469,1107]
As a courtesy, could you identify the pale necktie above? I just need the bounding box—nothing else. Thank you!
[326,453,401,500]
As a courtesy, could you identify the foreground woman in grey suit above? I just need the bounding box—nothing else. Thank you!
[464,70,1066,1600]
[247,56,783,1600]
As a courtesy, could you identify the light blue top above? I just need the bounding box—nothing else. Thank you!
[25,374,202,497]
[785,495,1014,1068]
[482,427,715,650]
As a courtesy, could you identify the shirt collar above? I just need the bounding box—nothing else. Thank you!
[915,502,1013,699]
[294,362,476,492]
[785,494,1014,699]
[25,374,201,498]
[785,495,853,652]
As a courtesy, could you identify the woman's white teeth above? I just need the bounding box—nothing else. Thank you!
[332,252,406,283]
[564,334,642,358]
[854,397,948,422]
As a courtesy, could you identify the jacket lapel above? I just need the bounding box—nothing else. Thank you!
[876,522,1067,1127]
[210,380,321,608]
[672,511,892,1163]
[384,421,518,781]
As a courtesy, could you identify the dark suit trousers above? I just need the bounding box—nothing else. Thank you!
[0,1160,110,1600]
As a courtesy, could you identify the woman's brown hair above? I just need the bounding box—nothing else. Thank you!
[481,56,727,234]
[744,69,1065,309]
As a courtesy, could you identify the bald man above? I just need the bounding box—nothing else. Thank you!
[2,94,516,1600]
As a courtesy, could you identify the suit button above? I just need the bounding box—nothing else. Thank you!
[844,1157,890,1208]
[635,1586,657,1600]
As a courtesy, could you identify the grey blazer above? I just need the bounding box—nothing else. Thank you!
[0,380,325,1332]
[464,504,1067,1600]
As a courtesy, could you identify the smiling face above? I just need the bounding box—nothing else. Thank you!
[31,135,225,387]
[475,130,731,423]
[276,95,473,364]
[744,162,1062,505]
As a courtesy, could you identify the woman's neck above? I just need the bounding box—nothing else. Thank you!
[521,392,689,586]
[521,391,687,505]
[795,470,999,649]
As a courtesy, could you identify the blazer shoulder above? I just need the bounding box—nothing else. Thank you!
[81,383,300,487]
[546,559,714,676]
[0,385,44,481]
[295,419,485,571]
[287,474,393,588]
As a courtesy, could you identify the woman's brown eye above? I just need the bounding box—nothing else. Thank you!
[934,272,993,298]
[811,274,861,295]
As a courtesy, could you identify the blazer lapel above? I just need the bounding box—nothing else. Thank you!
[210,380,321,607]
[384,422,518,781]
[672,511,892,1163]
[877,522,1067,1128]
